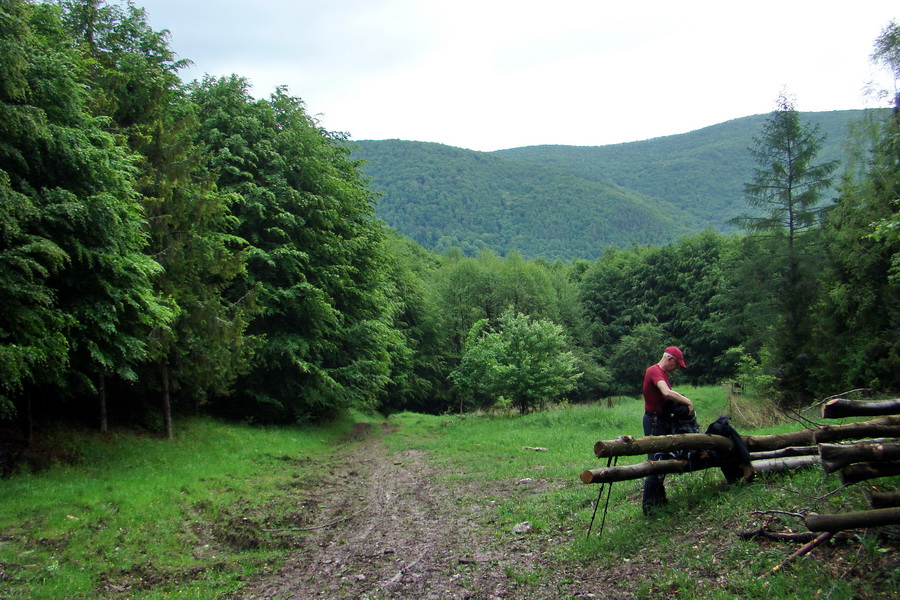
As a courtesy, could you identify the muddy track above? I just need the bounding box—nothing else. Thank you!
[238,422,566,600]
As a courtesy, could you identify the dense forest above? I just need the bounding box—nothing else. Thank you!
[1,0,898,440]
[355,110,888,261]
[352,140,699,260]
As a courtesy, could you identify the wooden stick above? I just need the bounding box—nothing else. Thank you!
[762,531,834,578]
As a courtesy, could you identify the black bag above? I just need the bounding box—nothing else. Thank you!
[705,415,752,483]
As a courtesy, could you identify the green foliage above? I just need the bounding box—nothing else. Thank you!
[0,0,170,419]
[496,110,879,236]
[813,23,900,395]
[722,346,777,398]
[352,139,696,261]
[191,77,399,422]
[451,310,580,414]
[578,232,742,394]
[729,94,840,404]
[730,93,839,247]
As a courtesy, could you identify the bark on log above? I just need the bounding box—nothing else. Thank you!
[580,453,814,485]
[750,446,818,460]
[581,455,721,484]
[806,507,900,532]
[751,456,819,473]
[868,491,900,509]
[593,434,734,458]
[839,461,900,485]
[591,417,900,458]
[822,397,900,419]
[818,443,900,474]
[743,416,900,452]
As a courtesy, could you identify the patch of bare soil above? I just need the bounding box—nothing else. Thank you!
[236,422,595,600]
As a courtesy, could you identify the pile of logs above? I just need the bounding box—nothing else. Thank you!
[581,397,900,534]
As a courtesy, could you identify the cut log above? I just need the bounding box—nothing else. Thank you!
[743,416,900,452]
[822,397,900,419]
[806,507,900,532]
[581,455,721,484]
[868,491,900,509]
[818,443,900,473]
[593,434,734,458]
[815,421,900,444]
[839,461,900,485]
[751,455,820,473]
[750,446,818,460]
[591,417,900,458]
[579,452,815,485]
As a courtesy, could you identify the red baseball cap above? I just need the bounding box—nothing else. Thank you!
[665,346,686,368]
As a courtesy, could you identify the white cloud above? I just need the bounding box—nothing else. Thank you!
[138,0,899,151]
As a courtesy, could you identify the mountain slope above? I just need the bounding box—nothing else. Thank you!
[352,109,888,260]
[352,140,698,261]
[495,109,887,230]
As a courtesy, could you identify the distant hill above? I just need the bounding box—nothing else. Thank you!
[352,140,699,261]
[352,109,887,261]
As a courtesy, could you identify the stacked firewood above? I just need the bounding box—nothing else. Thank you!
[808,397,900,532]
[581,399,900,533]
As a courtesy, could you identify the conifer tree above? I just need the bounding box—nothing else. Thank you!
[730,93,838,403]
[191,76,398,422]
[0,0,170,429]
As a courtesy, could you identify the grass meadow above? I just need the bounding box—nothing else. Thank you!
[1,386,898,598]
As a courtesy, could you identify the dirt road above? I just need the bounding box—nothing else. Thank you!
[236,422,602,600]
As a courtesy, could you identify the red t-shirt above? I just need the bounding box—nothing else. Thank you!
[643,364,669,412]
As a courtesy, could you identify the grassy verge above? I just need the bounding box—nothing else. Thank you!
[384,386,900,599]
[2,388,898,599]
[0,414,362,599]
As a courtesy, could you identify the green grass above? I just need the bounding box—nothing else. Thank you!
[2,388,898,599]
[0,414,361,599]
[384,387,900,599]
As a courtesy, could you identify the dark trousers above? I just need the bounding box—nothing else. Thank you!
[642,411,671,511]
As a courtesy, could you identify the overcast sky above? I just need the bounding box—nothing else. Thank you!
[136,0,899,152]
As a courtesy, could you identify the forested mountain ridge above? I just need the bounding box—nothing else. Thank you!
[354,109,888,260]
[352,140,701,261]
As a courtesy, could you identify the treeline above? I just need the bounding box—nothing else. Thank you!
[1,1,898,438]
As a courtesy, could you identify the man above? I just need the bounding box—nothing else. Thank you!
[641,346,694,513]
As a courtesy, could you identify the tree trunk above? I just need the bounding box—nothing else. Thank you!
[868,491,900,509]
[581,456,719,484]
[161,361,173,439]
[806,507,900,532]
[22,388,33,446]
[98,372,108,434]
[818,443,900,473]
[593,434,735,458]
[580,453,816,485]
[814,418,900,444]
[822,397,900,419]
[743,416,900,452]
[750,446,818,460]
[839,461,900,485]
[750,455,819,473]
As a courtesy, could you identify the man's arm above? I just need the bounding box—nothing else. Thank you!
[655,380,694,416]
